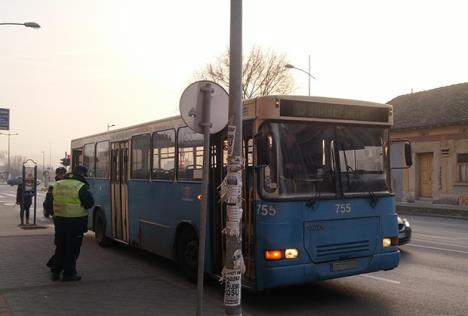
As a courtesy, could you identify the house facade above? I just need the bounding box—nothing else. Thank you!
[389,83,468,206]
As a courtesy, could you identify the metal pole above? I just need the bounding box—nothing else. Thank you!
[224,1,243,315]
[7,134,10,179]
[42,151,45,182]
[196,83,213,316]
[33,165,37,225]
[308,55,311,96]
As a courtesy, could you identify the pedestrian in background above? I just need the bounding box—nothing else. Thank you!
[50,165,94,281]
[16,181,33,225]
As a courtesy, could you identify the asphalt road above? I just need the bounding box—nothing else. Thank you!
[1,183,466,315]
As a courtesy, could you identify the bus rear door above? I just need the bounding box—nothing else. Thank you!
[111,141,129,243]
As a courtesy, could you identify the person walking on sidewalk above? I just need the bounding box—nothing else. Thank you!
[50,165,94,281]
[16,182,33,225]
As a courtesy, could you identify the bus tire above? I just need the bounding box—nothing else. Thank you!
[94,211,112,247]
[176,228,198,283]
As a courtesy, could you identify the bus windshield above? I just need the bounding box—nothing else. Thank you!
[260,122,390,199]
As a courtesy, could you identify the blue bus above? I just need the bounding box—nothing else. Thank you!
[70,95,406,290]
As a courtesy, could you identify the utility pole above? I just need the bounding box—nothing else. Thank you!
[308,54,311,96]
[41,151,45,182]
[222,1,243,315]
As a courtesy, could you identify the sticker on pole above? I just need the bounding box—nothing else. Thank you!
[179,80,228,134]
[223,268,241,306]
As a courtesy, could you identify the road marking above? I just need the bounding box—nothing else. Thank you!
[412,238,468,249]
[3,193,16,197]
[408,243,468,255]
[360,274,400,284]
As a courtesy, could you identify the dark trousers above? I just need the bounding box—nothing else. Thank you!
[20,204,31,223]
[52,216,87,277]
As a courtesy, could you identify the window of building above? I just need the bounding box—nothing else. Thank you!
[178,127,203,181]
[83,143,95,177]
[95,141,110,179]
[131,134,151,180]
[457,153,468,182]
[152,129,176,180]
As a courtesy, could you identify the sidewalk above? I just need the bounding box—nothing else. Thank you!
[397,200,468,219]
[0,202,227,315]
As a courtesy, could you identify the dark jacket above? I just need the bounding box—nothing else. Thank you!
[43,175,62,217]
[43,173,94,217]
[16,183,33,207]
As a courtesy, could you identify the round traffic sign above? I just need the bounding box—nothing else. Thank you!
[179,80,229,134]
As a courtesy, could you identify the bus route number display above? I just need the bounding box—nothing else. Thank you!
[280,100,389,123]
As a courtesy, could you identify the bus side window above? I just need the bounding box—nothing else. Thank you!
[177,127,203,182]
[131,134,151,180]
[152,129,176,181]
[83,143,95,178]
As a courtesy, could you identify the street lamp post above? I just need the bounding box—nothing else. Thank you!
[0,21,40,178]
[0,22,40,28]
[0,132,19,179]
[41,151,45,181]
[285,55,316,96]
[107,123,115,131]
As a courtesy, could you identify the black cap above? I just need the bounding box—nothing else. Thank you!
[55,167,67,176]
[73,165,88,177]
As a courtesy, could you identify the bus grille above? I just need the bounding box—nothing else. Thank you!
[316,240,370,258]
[304,217,379,263]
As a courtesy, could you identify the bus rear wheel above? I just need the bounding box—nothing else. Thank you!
[94,211,112,247]
[176,229,198,283]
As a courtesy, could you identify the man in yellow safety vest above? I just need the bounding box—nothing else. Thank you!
[50,165,94,281]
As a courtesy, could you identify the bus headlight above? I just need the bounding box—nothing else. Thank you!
[383,237,398,248]
[285,248,299,259]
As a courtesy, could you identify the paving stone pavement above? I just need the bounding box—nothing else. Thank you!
[0,197,231,315]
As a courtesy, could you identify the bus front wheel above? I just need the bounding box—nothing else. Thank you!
[176,229,198,283]
[94,211,112,247]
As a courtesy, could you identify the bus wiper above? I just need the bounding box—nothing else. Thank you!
[341,144,352,191]
[306,191,321,208]
[368,191,378,208]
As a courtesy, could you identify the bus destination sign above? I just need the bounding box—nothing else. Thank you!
[280,100,389,123]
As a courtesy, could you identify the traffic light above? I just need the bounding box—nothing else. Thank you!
[60,156,70,166]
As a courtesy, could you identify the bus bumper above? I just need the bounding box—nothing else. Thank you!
[257,250,400,290]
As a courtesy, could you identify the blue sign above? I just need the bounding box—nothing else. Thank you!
[0,108,9,130]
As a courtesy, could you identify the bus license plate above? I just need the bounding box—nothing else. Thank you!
[331,259,357,272]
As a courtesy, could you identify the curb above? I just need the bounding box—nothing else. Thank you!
[396,205,468,220]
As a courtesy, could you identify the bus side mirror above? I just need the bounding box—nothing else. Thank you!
[255,134,271,167]
[404,142,413,167]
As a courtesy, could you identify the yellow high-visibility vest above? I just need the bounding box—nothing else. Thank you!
[53,179,87,218]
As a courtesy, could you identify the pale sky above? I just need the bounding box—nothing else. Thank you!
[1,0,467,169]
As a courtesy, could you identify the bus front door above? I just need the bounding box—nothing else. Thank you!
[111,141,129,243]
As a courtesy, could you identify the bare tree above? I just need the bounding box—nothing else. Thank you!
[195,47,296,99]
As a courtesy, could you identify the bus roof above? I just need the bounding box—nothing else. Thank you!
[71,95,391,147]
[71,115,184,147]
[253,95,390,109]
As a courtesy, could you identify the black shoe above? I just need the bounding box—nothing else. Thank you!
[62,275,81,282]
[51,273,60,281]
